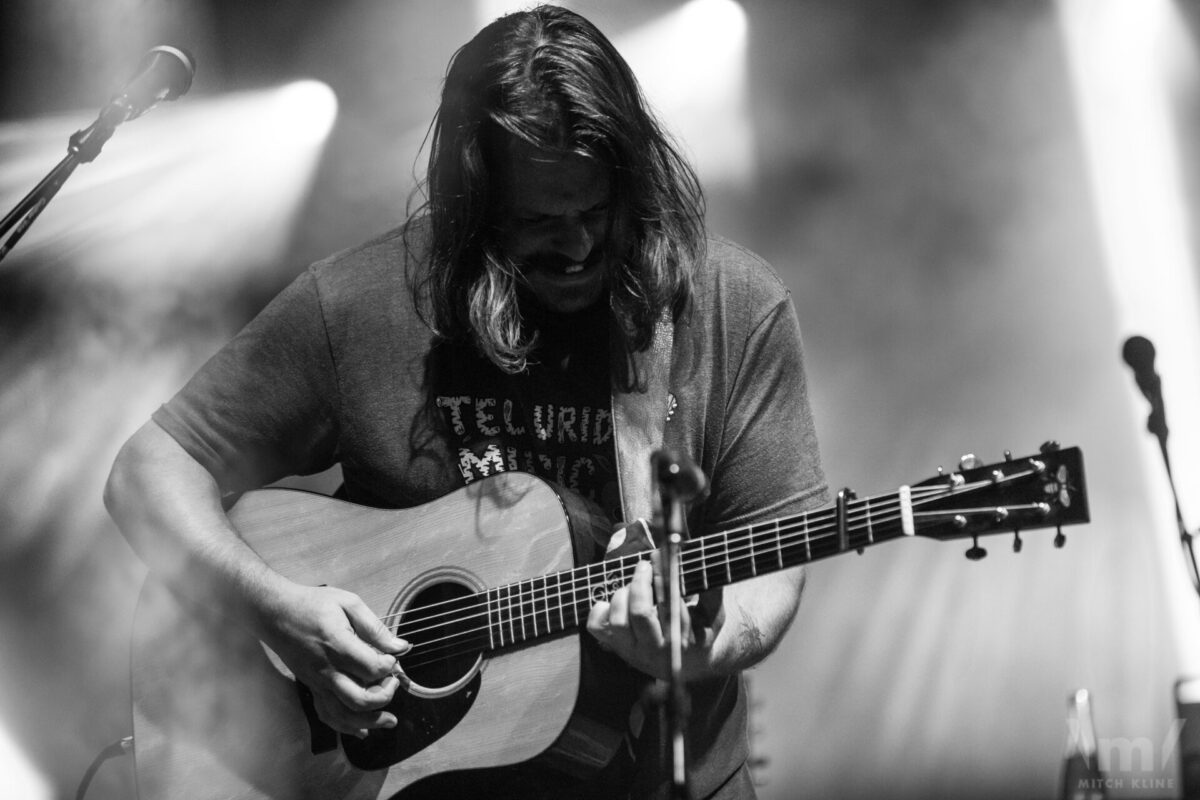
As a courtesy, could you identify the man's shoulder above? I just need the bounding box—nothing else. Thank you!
[310,219,429,284]
[293,219,433,333]
[302,219,432,305]
[694,234,791,310]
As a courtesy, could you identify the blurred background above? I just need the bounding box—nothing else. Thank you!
[3,0,1200,797]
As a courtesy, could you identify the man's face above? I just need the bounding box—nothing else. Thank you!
[494,137,613,315]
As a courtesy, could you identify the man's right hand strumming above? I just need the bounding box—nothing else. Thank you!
[252,579,411,739]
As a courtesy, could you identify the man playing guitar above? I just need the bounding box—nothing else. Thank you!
[105,6,827,797]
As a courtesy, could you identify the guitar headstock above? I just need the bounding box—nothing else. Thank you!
[909,443,1089,558]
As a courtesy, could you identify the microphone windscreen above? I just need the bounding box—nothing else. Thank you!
[1122,335,1155,371]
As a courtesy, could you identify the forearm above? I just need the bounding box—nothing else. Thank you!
[106,420,407,735]
[103,419,291,635]
[682,566,805,680]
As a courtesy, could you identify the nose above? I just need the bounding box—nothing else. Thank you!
[549,216,594,263]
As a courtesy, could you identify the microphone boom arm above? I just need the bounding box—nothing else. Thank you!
[0,46,194,264]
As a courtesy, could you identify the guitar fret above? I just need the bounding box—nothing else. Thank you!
[540,577,549,634]
[528,579,537,638]
[551,573,562,633]
[529,579,537,639]
[540,578,549,633]
[587,563,600,615]
[748,527,757,577]
[537,577,546,637]
[506,583,516,645]
[866,497,874,544]
[486,589,498,650]
[519,580,529,641]
[700,541,709,591]
[724,530,732,584]
[804,510,812,562]
[493,585,502,647]
[775,518,783,570]
[530,580,538,637]
[586,563,599,607]
[552,576,560,632]
[570,568,581,627]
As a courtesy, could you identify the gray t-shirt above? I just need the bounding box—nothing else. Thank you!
[155,222,827,798]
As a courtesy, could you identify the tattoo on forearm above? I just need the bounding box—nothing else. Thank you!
[738,617,767,658]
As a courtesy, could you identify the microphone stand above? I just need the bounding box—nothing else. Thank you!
[1148,422,1200,596]
[1123,336,1200,595]
[653,450,704,800]
[0,112,120,264]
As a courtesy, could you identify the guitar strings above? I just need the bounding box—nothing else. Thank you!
[385,498,918,667]
[392,499,981,670]
[385,475,1021,669]
[376,477,970,635]
[391,504,917,671]
[379,486,921,636]
[378,475,1006,654]
[380,479,1011,672]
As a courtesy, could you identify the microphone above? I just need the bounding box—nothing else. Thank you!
[1122,335,1168,441]
[654,449,707,502]
[99,46,196,127]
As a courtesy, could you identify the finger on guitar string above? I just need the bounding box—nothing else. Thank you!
[585,598,613,642]
[626,560,665,649]
[324,590,410,685]
[344,594,411,657]
[606,583,633,644]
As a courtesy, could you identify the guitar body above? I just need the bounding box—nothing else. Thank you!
[130,472,624,800]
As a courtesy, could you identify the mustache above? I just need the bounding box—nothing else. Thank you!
[519,247,605,273]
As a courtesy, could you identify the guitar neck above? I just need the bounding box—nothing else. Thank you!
[479,490,913,652]
[395,446,1086,672]
[678,491,913,595]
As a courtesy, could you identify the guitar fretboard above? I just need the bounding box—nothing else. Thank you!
[480,490,913,650]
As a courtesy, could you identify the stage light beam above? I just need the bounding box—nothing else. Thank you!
[1057,0,1200,671]
[0,79,339,290]
[0,717,52,800]
[616,0,752,186]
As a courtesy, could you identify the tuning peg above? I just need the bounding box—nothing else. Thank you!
[1012,530,1023,553]
[959,454,982,470]
[965,535,987,561]
[1054,526,1066,548]
[1040,440,1061,454]
[1004,450,1013,462]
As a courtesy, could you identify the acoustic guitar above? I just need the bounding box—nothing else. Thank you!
[130,443,1088,798]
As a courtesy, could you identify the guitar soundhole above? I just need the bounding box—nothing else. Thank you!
[342,579,488,771]
[395,580,486,691]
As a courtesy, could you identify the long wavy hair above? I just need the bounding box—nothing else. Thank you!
[406,4,704,377]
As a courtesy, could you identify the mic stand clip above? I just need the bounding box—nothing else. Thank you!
[0,111,121,264]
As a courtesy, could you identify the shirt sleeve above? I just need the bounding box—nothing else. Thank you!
[152,268,340,494]
[702,294,828,531]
